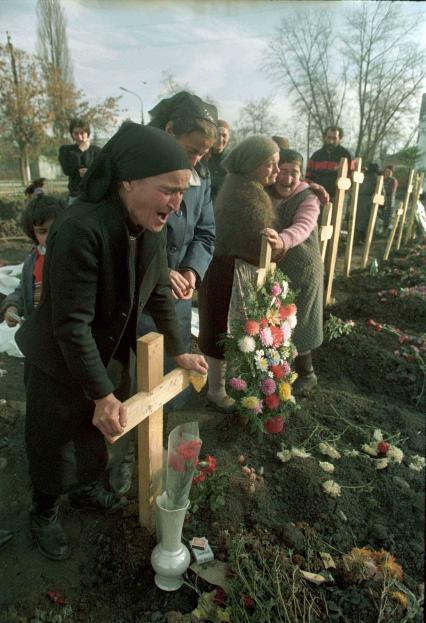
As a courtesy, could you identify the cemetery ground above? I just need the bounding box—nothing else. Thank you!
[0,234,424,623]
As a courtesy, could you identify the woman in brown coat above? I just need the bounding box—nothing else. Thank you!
[198,135,279,412]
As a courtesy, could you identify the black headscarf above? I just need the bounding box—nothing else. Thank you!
[148,91,218,129]
[80,123,191,202]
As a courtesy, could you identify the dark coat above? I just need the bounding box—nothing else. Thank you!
[58,143,101,197]
[16,198,185,400]
[198,173,274,358]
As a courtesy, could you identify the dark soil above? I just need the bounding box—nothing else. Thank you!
[0,219,424,622]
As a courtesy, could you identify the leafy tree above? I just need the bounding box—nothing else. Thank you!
[0,35,49,183]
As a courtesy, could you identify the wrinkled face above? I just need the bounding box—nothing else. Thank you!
[275,162,302,198]
[253,152,280,186]
[33,218,55,248]
[174,131,215,168]
[120,170,191,231]
[213,126,230,154]
[324,129,341,148]
[72,127,89,145]
[384,167,392,178]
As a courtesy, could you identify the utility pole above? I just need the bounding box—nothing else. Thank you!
[120,86,144,125]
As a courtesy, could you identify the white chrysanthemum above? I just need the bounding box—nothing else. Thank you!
[319,461,335,473]
[344,449,360,457]
[281,280,289,297]
[376,458,389,470]
[408,455,425,472]
[288,314,297,329]
[322,480,341,498]
[277,449,292,463]
[387,445,404,464]
[362,443,378,457]
[255,357,269,372]
[372,429,383,442]
[238,336,256,353]
[319,442,341,460]
[291,447,312,459]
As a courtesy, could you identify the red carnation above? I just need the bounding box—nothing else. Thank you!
[192,472,206,485]
[245,320,260,336]
[243,595,255,608]
[270,326,283,346]
[377,441,389,455]
[265,393,280,410]
[270,364,285,380]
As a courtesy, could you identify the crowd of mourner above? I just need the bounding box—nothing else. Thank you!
[0,91,402,560]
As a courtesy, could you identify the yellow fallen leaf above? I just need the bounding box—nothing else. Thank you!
[300,570,327,585]
[320,552,336,569]
[189,372,208,393]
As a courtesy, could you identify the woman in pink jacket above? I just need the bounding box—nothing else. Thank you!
[263,149,323,396]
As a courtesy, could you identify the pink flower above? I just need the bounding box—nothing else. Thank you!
[271,282,282,296]
[261,378,276,396]
[229,377,247,391]
[260,327,273,346]
[168,451,186,472]
[280,321,292,342]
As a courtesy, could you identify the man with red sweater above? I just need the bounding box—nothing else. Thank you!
[305,126,354,205]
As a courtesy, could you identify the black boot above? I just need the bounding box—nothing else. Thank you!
[30,505,70,561]
[69,481,128,512]
[293,352,317,397]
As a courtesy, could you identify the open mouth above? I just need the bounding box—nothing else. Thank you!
[157,212,169,223]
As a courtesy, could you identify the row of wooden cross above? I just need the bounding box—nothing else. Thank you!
[114,160,423,533]
[318,158,424,305]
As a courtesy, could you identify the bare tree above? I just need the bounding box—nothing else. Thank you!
[235,97,279,140]
[343,2,426,161]
[265,10,348,145]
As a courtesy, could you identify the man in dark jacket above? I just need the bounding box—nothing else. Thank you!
[207,119,231,200]
[16,123,207,561]
[58,118,101,205]
[305,126,354,203]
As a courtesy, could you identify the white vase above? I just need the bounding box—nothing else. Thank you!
[151,492,191,591]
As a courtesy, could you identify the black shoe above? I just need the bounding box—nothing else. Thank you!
[109,462,134,496]
[292,372,318,397]
[0,529,14,551]
[69,482,128,512]
[30,507,70,561]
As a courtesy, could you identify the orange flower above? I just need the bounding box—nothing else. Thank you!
[245,320,260,336]
[391,591,408,609]
[378,552,403,580]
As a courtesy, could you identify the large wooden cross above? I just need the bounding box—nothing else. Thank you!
[324,157,351,306]
[383,201,404,261]
[396,169,414,251]
[361,175,385,269]
[111,335,191,532]
[343,157,364,277]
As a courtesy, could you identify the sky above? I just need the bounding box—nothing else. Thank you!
[1,0,425,143]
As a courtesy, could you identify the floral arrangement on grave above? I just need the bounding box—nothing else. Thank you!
[164,422,202,510]
[225,268,298,437]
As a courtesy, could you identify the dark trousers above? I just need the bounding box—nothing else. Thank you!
[25,363,107,497]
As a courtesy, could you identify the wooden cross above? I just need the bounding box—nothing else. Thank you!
[325,157,351,306]
[396,169,414,251]
[405,172,424,244]
[383,201,404,261]
[111,334,191,532]
[257,235,276,287]
[361,175,385,269]
[319,202,333,263]
[343,157,364,277]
